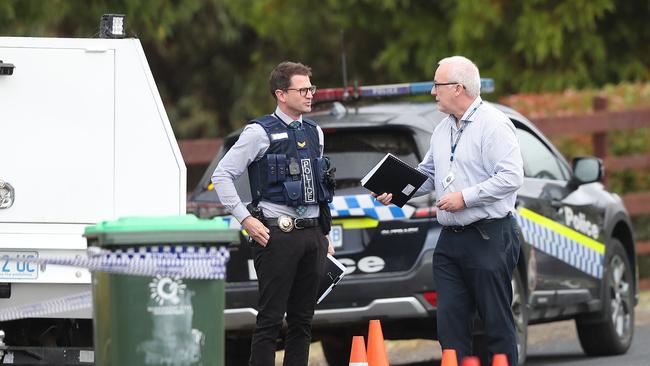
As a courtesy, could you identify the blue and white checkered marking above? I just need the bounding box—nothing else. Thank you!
[515,213,603,278]
[223,195,415,226]
[330,194,415,221]
[222,216,244,230]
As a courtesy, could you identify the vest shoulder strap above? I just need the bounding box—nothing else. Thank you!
[303,118,318,128]
[250,114,282,129]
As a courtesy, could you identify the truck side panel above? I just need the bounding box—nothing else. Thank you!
[0,45,115,223]
[0,37,186,320]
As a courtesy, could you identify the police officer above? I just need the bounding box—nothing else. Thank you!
[375,56,524,365]
[212,61,335,366]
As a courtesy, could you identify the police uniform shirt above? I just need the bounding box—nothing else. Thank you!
[212,107,325,224]
[415,96,524,226]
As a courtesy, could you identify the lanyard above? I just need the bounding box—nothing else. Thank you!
[449,102,482,163]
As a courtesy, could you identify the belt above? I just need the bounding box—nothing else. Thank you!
[266,215,319,233]
[442,212,512,240]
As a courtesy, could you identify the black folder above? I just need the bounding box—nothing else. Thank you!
[360,153,428,207]
[317,254,347,304]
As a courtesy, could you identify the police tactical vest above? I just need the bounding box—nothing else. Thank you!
[248,115,334,207]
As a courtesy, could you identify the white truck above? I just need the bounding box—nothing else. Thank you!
[0,37,185,363]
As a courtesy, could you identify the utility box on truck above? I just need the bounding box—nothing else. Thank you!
[0,37,186,360]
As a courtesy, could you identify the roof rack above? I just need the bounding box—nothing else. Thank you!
[314,79,494,104]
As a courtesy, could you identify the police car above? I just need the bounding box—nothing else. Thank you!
[187,81,638,365]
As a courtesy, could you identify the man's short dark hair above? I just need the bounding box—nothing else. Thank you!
[269,61,312,99]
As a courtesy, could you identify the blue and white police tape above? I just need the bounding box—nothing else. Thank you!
[0,291,93,322]
[36,245,230,280]
[0,246,230,321]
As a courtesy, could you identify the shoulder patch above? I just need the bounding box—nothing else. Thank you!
[270,132,289,141]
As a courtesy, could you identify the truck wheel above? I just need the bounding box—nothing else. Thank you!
[225,338,251,366]
[321,332,352,366]
[576,239,634,355]
[473,268,528,365]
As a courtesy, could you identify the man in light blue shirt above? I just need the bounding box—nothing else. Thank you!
[212,61,334,366]
[376,56,523,365]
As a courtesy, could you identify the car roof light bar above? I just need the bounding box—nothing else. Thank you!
[314,79,494,103]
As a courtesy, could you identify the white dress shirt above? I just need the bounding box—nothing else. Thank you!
[416,96,524,226]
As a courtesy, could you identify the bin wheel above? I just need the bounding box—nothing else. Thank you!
[320,331,353,366]
[225,338,251,366]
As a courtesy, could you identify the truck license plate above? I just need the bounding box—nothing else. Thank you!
[330,225,343,248]
[0,251,39,280]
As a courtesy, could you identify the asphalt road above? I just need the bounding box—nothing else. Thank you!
[310,321,650,366]
[293,291,650,366]
[526,323,650,366]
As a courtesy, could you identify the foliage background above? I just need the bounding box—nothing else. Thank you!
[1,0,649,138]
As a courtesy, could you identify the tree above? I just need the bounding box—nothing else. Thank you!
[1,0,648,137]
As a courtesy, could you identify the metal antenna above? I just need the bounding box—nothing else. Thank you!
[340,30,349,100]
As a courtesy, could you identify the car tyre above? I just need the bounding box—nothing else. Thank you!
[321,331,353,366]
[576,239,634,355]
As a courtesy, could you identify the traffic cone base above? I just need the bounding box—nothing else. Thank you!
[461,356,481,366]
[349,335,368,366]
[367,319,389,366]
[492,353,509,366]
[441,349,458,366]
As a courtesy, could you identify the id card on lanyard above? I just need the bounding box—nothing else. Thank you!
[442,102,482,192]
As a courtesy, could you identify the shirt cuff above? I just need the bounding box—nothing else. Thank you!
[462,186,480,208]
[232,203,251,224]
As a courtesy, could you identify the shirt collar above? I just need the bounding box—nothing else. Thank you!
[274,106,303,126]
[459,96,483,122]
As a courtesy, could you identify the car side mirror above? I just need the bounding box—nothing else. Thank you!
[567,157,603,190]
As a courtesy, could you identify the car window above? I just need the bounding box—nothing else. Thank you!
[516,128,568,181]
[202,137,253,203]
[324,128,420,189]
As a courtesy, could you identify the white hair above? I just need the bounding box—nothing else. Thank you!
[438,56,481,97]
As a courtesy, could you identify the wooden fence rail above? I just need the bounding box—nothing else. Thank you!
[622,192,650,216]
[531,97,650,257]
[533,107,650,136]
[604,154,650,172]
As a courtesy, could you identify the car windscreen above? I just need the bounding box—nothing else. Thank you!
[323,127,421,189]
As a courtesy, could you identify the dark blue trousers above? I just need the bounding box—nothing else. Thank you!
[433,215,520,366]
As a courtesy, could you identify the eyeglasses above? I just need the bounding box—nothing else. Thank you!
[433,81,460,89]
[285,85,317,97]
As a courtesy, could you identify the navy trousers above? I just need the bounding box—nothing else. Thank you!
[433,215,520,366]
[249,226,327,366]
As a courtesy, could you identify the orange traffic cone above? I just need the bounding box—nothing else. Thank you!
[349,336,368,366]
[461,356,481,366]
[367,319,389,366]
[441,349,459,366]
[492,354,508,366]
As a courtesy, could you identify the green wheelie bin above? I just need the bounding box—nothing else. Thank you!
[84,215,239,366]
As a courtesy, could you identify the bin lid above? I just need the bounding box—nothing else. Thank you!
[84,215,240,246]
